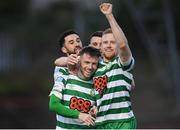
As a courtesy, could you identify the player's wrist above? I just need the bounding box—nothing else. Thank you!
[78,112,83,119]
[106,13,113,19]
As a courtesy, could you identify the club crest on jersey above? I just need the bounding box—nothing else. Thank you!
[90,88,95,96]
[93,75,108,95]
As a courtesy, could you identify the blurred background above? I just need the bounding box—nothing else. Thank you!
[0,0,180,128]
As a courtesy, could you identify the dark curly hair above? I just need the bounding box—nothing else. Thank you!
[58,29,79,49]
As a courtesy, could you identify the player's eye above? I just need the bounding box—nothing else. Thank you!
[76,38,80,43]
[93,42,98,46]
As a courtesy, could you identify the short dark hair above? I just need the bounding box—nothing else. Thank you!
[58,29,78,49]
[90,31,103,39]
[79,46,101,58]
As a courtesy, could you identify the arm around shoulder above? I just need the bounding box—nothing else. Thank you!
[54,57,68,66]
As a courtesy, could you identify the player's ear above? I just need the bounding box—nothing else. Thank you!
[61,47,67,54]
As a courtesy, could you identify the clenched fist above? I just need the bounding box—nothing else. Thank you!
[99,3,112,15]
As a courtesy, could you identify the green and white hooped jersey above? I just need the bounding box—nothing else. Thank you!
[50,66,96,129]
[93,57,135,125]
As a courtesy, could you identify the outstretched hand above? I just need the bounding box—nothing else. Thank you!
[67,54,79,66]
[78,112,95,126]
[89,106,97,118]
[99,3,112,15]
[67,54,79,75]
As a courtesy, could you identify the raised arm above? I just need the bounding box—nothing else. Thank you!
[54,57,68,66]
[55,54,79,66]
[100,3,132,64]
[54,54,80,75]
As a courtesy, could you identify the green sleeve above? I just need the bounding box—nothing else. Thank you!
[49,94,80,118]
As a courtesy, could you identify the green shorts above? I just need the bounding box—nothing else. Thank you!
[96,118,137,129]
